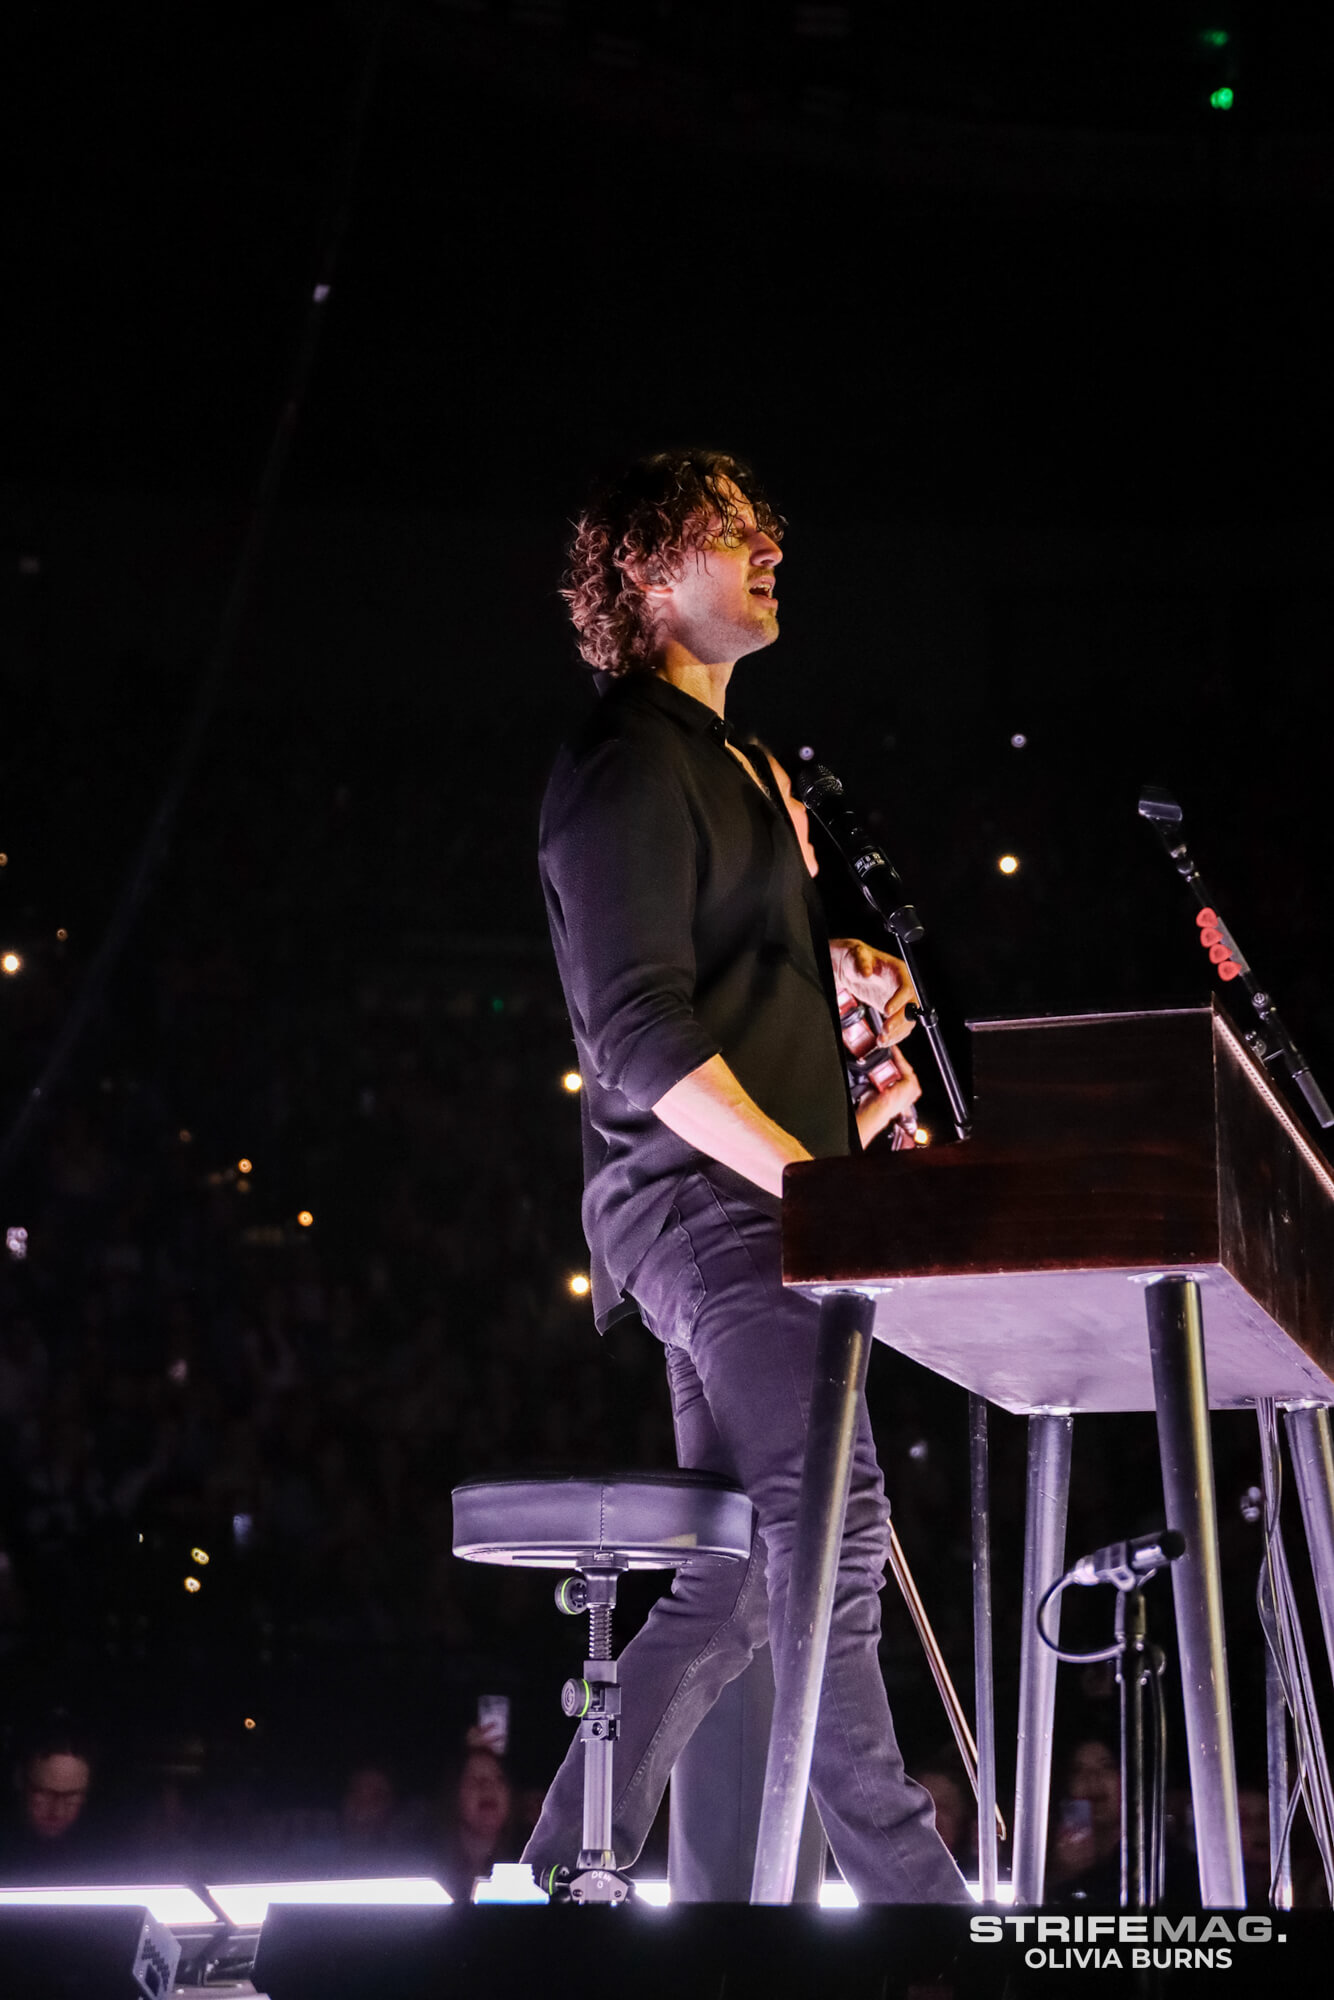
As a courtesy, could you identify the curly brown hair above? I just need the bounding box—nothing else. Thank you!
[561,448,785,676]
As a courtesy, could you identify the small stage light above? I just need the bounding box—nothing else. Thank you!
[179,1130,192,1143]
[238,1157,253,1174]
[6,1227,27,1259]
[244,1717,257,1730]
[56,928,68,940]
[1210,86,1234,109]
[183,1576,201,1594]
[913,1126,931,1147]
[561,1072,582,1093]
[1,953,21,975]
[297,1210,314,1228]
[568,1274,591,1298]
[472,1864,548,1905]
[0,854,7,867]
[998,855,1019,875]
[1009,733,1027,749]
[191,1548,210,1566]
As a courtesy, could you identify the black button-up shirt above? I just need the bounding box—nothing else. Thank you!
[539,673,856,1330]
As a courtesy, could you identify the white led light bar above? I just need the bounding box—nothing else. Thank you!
[0,1884,216,1925]
[206,1877,451,1927]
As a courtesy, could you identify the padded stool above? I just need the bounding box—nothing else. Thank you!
[452,1471,755,1904]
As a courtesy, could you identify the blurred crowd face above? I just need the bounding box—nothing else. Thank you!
[341,1764,396,1837]
[1068,1739,1121,1843]
[24,1752,91,1839]
[917,1769,969,1859]
[1237,1787,1270,1871]
[456,1749,511,1844]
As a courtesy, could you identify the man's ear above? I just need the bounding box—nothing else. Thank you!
[621,548,680,598]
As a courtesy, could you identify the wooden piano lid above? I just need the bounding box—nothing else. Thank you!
[781,1004,1334,1414]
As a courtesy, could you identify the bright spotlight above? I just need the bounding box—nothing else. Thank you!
[561,1072,582,1094]
[568,1274,591,1298]
[297,1210,314,1228]
[998,855,1019,875]
[1,953,21,975]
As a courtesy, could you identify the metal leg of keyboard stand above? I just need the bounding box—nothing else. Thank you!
[1012,1412,1073,1906]
[751,1289,875,1905]
[1284,1405,1334,1687]
[970,1393,999,1904]
[1145,1274,1245,1908]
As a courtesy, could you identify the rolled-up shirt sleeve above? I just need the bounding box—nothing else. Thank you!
[540,737,720,1112]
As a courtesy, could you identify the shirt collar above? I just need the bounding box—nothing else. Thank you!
[595,670,723,738]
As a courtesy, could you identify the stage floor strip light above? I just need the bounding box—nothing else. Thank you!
[625,1883,859,1909]
[0,1884,216,1924]
[600,1879,1014,1908]
[207,1877,451,1926]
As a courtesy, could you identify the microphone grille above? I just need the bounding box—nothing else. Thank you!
[792,762,842,808]
[1138,784,1183,824]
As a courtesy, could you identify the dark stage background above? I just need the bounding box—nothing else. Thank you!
[0,1,1331,1893]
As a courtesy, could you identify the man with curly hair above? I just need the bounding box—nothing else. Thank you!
[526,448,967,1905]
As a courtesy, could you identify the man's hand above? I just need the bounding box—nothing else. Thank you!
[829,940,918,1046]
[855,1046,921,1147]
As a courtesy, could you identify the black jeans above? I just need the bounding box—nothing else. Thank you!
[523,1171,969,1903]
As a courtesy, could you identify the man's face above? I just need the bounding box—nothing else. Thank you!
[24,1753,90,1839]
[644,478,782,666]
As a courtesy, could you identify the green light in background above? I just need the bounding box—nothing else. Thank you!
[1209,86,1234,110]
[1198,28,1230,49]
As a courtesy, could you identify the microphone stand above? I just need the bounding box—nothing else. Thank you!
[1117,1587,1168,1910]
[792,763,971,1141]
[1038,1542,1179,1910]
[768,752,996,1888]
[1139,784,1333,1131]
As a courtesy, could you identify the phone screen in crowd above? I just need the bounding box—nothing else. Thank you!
[477,1694,510,1755]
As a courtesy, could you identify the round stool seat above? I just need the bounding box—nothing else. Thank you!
[452,1470,754,1571]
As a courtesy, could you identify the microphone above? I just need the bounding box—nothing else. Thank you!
[1137,784,1183,825]
[1068,1529,1186,1592]
[791,763,924,944]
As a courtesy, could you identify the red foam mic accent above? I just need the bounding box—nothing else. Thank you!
[1200,926,1222,948]
[1197,908,1218,928]
[1208,942,1230,964]
[1218,959,1241,981]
